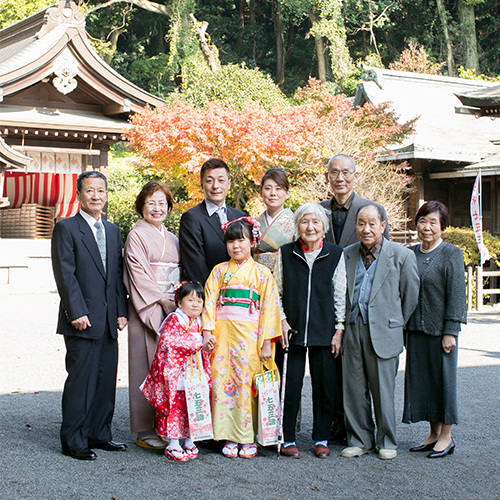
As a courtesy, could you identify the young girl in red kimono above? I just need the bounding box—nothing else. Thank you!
[141,282,211,461]
[202,218,281,458]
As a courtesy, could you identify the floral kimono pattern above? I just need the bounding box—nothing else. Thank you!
[202,258,281,444]
[141,310,211,439]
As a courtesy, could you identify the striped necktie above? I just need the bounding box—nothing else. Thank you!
[216,206,227,225]
[94,221,107,272]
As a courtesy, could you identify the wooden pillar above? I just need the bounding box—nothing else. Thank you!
[492,174,497,236]
[467,265,473,312]
[476,265,483,312]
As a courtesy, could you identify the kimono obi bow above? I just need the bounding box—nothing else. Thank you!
[217,284,260,313]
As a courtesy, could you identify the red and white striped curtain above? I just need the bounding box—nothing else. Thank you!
[2,172,79,218]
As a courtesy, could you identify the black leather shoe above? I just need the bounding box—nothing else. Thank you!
[91,440,128,451]
[409,441,437,452]
[427,439,455,458]
[62,447,97,460]
[328,426,348,446]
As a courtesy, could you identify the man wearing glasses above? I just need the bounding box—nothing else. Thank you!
[320,154,389,247]
[320,154,389,447]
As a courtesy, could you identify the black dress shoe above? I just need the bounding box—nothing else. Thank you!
[427,439,455,458]
[62,447,97,460]
[91,440,128,451]
[328,426,348,446]
[409,441,437,452]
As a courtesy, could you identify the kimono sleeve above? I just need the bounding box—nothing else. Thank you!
[256,265,282,347]
[201,264,224,332]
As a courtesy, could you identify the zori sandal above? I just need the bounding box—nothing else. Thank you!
[165,447,189,461]
[183,445,199,459]
[239,443,258,458]
[136,437,167,450]
[222,441,238,458]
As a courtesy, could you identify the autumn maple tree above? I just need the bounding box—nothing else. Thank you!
[127,78,415,227]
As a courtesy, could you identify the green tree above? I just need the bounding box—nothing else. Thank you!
[0,0,54,28]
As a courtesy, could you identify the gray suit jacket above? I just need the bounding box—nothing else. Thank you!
[344,237,419,359]
[320,193,389,248]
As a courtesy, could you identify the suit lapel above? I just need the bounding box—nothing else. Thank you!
[345,243,360,304]
[369,238,393,302]
[202,201,226,243]
[77,213,106,280]
[339,193,358,248]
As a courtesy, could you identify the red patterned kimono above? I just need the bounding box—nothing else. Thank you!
[141,310,211,439]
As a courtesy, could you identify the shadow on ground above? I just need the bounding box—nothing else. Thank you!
[0,364,499,500]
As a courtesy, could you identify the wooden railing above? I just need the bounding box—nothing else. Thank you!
[469,266,500,312]
[390,230,418,245]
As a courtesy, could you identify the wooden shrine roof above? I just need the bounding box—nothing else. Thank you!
[0,0,164,133]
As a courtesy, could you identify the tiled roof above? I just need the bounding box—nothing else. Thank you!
[355,67,500,162]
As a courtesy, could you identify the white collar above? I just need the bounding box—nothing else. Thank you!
[79,209,103,228]
[172,307,201,328]
[205,199,227,217]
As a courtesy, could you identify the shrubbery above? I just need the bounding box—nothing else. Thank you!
[443,227,500,267]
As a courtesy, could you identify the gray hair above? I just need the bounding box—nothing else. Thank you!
[326,154,356,172]
[76,171,107,192]
[356,203,385,223]
[294,203,330,235]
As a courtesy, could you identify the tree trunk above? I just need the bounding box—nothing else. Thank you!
[87,0,172,16]
[458,0,478,71]
[104,29,123,65]
[189,14,220,71]
[308,11,326,82]
[314,34,327,82]
[274,0,285,85]
[436,0,454,75]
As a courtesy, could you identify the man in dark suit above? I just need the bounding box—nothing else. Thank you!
[51,171,128,460]
[341,204,418,460]
[179,158,246,284]
[320,154,390,445]
[320,154,389,247]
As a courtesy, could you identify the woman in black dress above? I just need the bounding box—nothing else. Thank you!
[403,201,467,458]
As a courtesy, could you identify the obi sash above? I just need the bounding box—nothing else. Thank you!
[216,284,260,322]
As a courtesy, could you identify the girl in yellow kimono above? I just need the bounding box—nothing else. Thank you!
[202,217,281,458]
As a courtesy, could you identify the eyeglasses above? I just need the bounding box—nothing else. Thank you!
[328,170,355,179]
[145,201,167,209]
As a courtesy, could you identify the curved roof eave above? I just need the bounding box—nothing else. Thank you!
[0,25,164,112]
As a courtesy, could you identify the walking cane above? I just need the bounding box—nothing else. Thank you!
[277,329,296,458]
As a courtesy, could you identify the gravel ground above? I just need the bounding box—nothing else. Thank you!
[0,293,499,500]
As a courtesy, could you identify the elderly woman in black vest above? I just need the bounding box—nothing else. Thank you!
[403,201,467,458]
[273,202,346,459]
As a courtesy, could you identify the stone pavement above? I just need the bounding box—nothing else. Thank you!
[0,293,499,500]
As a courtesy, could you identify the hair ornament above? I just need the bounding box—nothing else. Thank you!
[221,217,261,247]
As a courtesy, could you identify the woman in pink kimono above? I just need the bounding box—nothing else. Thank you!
[123,181,180,450]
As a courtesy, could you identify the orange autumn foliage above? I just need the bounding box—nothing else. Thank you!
[127,78,415,211]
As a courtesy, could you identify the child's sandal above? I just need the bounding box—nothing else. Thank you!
[239,443,258,458]
[165,447,189,462]
[183,445,199,459]
[222,442,238,458]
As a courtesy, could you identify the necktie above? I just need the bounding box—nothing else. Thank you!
[94,221,107,272]
[216,206,227,225]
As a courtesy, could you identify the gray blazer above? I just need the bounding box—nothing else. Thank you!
[320,193,390,248]
[344,238,419,359]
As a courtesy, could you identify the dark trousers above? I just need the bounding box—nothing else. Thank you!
[61,331,118,450]
[283,345,337,443]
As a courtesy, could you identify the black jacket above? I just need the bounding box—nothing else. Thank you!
[179,201,245,284]
[281,240,343,346]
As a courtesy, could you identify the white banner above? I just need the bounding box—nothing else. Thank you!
[470,172,490,265]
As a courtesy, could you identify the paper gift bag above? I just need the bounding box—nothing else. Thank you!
[256,367,280,447]
[184,353,213,442]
